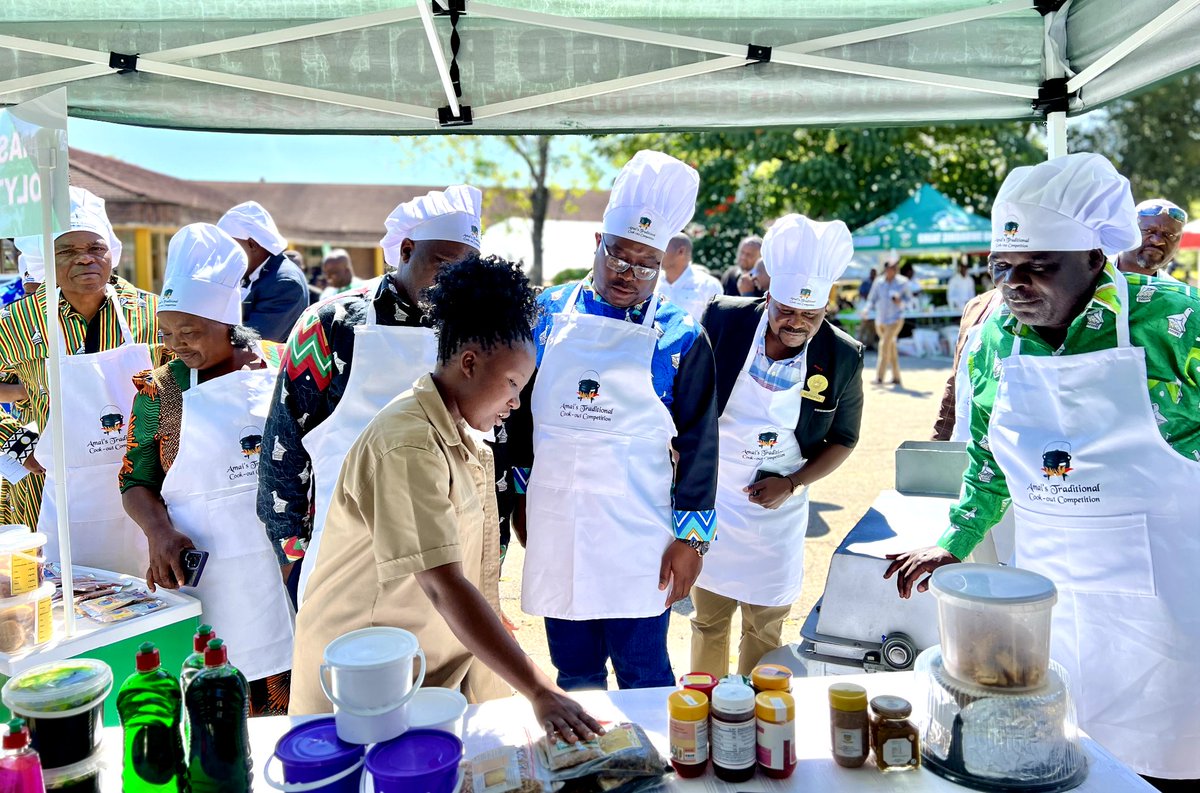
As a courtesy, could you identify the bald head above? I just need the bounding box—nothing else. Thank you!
[663,232,693,281]
[323,248,355,288]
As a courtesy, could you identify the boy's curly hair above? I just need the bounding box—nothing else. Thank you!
[423,253,539,364]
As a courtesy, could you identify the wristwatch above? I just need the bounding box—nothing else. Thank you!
[681,537,710,557]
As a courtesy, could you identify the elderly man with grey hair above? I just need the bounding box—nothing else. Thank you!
[656,232,722,321]
[320,248,366,299]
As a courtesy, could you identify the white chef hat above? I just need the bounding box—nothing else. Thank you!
[602,150,699,253]
[216,201,288,256]
[159,223,248,326]
[991,153,1139,257]
[379,185,483,268]
[13,186,124,279]
[763,214,854,311]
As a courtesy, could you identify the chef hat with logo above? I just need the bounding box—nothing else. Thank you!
[991,153,1139,257]
[13,186,124,279]
[216,201,288,256]
[379,185,483,268]
[762,214,854,311]
[158,223,248,326]
[602,150,699,253]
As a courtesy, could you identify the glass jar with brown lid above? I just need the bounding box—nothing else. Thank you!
[869,695,919,772]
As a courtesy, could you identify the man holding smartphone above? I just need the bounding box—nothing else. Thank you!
[689,214,864,677]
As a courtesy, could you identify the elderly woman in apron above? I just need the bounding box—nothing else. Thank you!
[120,224,293,715]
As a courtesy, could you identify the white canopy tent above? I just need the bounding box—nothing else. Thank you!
[1,0,1198,159]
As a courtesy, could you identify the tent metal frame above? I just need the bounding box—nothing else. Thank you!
[0,0,1195,141]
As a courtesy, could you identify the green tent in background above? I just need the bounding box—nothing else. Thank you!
[851,184,991,254]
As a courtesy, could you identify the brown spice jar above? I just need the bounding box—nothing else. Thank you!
[869,695,920,772]
[828,683,869,769]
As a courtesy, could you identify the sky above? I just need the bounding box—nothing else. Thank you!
[68,117,614,188]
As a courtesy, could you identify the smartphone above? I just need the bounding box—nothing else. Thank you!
[752,469,778,485]
[179,549,209,588]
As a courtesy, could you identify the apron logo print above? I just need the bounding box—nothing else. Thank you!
[1167,308,1193,339]
[1085,308,1104,330]
[802,374,828,402]
[239,427,263,457]
[100,405,124,435]
[577,370,600,402]
[1136,285,1157,303]
[757,431,778,448]
[1041,442,1073,480]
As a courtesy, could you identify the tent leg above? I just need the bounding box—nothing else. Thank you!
[1046,111,1068,159]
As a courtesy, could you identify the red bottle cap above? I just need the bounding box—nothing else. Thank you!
[193,623,216,652]
[3,719,28,750]
[204,638,228,668]
[135,642,161,673]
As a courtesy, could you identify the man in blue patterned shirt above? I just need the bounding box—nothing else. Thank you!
[507,151,718,691]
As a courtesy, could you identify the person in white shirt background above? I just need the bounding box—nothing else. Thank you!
[1115,199,1189,285]
[319,249,366,299]
[946,260,977,311]
[656,232,722,322]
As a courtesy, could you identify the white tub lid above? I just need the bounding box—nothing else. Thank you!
[0,527,46,554]
[409,687,467,726]
[323,627,420,670]
[930,563,1057,607]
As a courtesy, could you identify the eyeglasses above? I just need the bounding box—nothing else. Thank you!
[601,240,660,281]
[1138,205,1187,223]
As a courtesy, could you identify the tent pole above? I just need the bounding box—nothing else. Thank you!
[1067,0,1200,93]
[1046,111,1068,159]
[415,0,461,117]
[34,130,75,637]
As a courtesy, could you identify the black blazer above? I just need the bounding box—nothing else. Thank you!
[242,253,310,343]
[702,296,864,453]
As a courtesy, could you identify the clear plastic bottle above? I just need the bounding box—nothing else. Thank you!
[0,718,45,793]
[116,642,185,792]
[186,639,252,793]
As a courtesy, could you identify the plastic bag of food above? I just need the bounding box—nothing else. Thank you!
[461,741,561,793]
[538,723,669,783]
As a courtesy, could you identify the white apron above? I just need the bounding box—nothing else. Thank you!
[162,358,294,682]
[522,283,677,620]
[950,292,1014,566]
[297,285,437,603]
[989,268,1200,779]
[696,313,808,607]
[38,286,153,577]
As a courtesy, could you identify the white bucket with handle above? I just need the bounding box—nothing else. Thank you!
[320,627,426,745]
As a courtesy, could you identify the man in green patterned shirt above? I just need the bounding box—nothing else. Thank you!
[887,153,1200,785]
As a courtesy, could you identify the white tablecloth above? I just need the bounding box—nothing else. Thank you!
[98,670,1152,791]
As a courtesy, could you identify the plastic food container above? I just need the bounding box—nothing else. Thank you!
[0,581,55,654]
[930,564,1057,690]
[0,527,47,597]
[365,729,462,793]
[1,659,113,769]
[265,716,364,792]
[41,750,104,793]
[408,688,468,738]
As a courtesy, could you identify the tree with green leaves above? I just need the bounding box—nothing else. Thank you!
[599,126,1043,272]
[1077,72,1200,208]
[404,135,605,285]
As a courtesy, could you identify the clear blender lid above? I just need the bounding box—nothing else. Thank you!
[930,564,1057,609]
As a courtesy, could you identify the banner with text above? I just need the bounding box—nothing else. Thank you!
[0,89,70,238]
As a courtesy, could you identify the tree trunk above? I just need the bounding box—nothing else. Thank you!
[528,136,552,286]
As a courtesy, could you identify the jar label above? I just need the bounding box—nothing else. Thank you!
[883,737,913,766]
[833,727,864,758]
[36,596,51,645]
[756,719,795,770]
[10,553,39,595]
[670,717,708,764]
[712,717,756,770]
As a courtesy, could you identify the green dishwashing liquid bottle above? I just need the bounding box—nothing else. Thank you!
[116,642,185,793]
[180,623,216,750]
[186,639,252,793]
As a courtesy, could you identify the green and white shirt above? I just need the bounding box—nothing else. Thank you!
[939,264,1200,559]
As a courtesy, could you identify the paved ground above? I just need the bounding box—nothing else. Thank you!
[499,352,955,684]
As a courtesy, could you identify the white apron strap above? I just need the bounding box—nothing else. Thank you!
[565,278,661,329]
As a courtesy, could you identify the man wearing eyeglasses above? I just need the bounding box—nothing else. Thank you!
[507,151,719,691]
[1116,200,1189,285]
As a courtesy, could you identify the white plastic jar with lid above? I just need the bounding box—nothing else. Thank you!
[711,675,756,783]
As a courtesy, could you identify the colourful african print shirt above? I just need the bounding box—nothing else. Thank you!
[939,264,1200,560]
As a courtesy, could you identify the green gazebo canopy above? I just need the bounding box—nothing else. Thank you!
[851,184,991,254]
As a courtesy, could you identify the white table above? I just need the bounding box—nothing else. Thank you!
[96,671,1152,791]
[0,566,200,677]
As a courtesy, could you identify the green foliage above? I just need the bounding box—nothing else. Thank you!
[551,266,591,286]
[598,125,1043,271]
[1076,72,1200,208]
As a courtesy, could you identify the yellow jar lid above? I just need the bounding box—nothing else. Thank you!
[828,682,868,712]
[751,664,792,691]
[755,691,795,723]
[668,689,709,720]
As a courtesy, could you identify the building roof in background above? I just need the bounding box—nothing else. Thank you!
[63,148,607,247]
